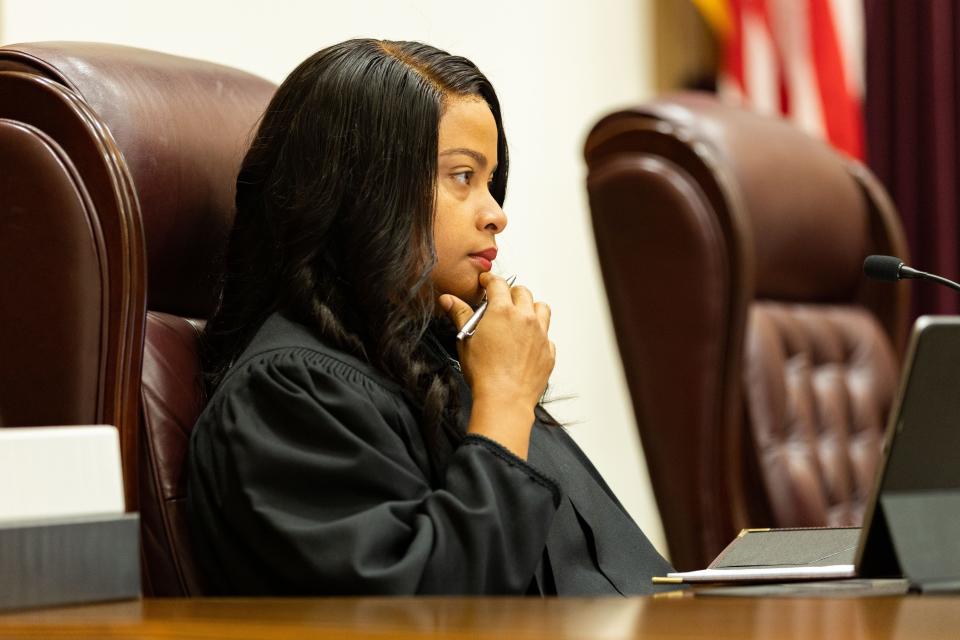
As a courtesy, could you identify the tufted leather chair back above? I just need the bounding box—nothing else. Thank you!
[584,93,910,571]
[0,42,276,594]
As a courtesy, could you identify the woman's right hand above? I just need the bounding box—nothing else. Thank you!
[440,273,555,459]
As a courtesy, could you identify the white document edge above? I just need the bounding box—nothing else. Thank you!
[0,425,125,523]
[666,564,857,583]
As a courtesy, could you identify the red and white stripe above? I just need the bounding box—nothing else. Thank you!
[718,0,865,159]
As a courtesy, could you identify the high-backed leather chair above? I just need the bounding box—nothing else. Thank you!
[0,42,275,594]
[584,93,910,571]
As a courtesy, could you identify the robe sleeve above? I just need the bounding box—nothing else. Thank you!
[188,348,561,595]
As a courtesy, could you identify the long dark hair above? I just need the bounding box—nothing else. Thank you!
[202,39,509,473]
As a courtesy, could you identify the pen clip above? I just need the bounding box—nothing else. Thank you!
[460,323,481,338]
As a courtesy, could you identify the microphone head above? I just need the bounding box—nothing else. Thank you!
[863,255,904,282]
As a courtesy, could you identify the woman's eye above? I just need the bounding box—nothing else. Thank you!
[452,171,472,186]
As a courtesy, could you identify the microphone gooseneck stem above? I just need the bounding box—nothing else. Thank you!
[900,266,960,292]
[921,272,960,293]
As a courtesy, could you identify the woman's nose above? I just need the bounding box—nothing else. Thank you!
[479,194,507,234]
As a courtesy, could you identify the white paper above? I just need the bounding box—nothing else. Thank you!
[0,425,125,522]
[666,564,857,583]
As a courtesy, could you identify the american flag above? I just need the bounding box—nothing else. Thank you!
[694,0,865,159]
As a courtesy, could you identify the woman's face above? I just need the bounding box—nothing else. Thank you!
[431,97,506,307]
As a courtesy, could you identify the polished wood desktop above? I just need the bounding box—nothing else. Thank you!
[0,594,958,639]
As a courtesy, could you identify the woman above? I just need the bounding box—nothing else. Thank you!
[187,38,673,595]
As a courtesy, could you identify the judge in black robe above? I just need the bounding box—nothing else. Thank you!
[187,312,676,595]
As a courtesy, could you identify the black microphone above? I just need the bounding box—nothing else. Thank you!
[863,255,960,292]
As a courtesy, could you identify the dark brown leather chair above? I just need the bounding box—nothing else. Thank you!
[0,42,275,594]
[584,92,911,571]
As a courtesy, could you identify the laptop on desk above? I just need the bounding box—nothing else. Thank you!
[658,316,960,593]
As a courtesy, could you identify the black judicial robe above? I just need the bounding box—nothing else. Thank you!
[187,313,675,595]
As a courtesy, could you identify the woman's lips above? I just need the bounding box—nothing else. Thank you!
[469,248,497,272]
[469,255,493,271]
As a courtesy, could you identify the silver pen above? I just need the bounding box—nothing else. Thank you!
[456,275,517,341]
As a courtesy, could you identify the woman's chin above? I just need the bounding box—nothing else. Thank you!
[432,287,483,316]
[455,290,485,309]
[460,286,485,308]
[432,275,484,309]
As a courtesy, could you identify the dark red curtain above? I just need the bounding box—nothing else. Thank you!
[865,0,960,317]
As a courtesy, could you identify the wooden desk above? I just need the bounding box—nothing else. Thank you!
[0,594,957,639]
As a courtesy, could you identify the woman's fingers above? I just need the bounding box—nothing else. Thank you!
[439,294,476,330]
[535,302,551,333]
[479,272,511,308]
[477,274,548,335]
[510,285,535,311]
